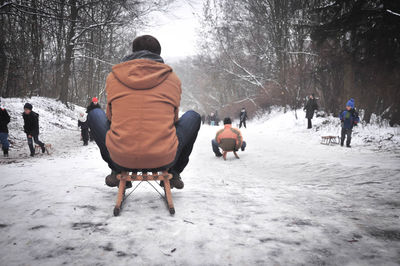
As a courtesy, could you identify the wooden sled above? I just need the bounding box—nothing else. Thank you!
[222,150,240,160]
[35,144,52,154]
[321,136,340,145]
[114,171,175,216]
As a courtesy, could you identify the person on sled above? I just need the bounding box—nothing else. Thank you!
[87,35,201,189]
[212,117,246,157]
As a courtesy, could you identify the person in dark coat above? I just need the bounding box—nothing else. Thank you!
[0,100,11,157]
[239,107,248,128]
[339,98,360,148]
[86,97,101,141]
[304,94,318,129]
[78,112,89,146]
[22,103,46,156]
[209,112,216,126]
[201,114,206,125]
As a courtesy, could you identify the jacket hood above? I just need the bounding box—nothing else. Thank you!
[112,51,172,90]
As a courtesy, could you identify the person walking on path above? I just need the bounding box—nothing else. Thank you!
[0,99,10,157]
[239,107,248,128]
[22,103,46,157]
[304,94,318,129]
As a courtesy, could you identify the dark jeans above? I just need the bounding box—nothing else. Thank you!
[0,132,9,150]
[81,128,89,144]
[239,120,246,128]
[27,134,44,154]
[341,128,352,146]
[307,118,312,129]
[87,108,201,174]
[211,139,246,156]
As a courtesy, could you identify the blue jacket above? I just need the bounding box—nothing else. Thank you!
[340,109,359,129]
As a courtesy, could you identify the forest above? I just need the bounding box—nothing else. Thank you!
[1,0,400,125]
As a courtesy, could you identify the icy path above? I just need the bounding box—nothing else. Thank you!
[0,120,399,265]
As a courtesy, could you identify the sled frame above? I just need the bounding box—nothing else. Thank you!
[321,136,340,145]
[34,144,52,155]
[113,171,174,216]
[222,150,240,160]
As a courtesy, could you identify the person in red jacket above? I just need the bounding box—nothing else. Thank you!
[212,117,246,157]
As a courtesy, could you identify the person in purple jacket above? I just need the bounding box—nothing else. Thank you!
[339,98,360,148]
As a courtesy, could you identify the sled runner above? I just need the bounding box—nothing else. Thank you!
[113,171,175,216]
[321,136,340,145]
[34,144,52,154]
[222,150,240,160]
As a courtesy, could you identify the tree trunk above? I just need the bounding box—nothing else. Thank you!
[59,0,77,104]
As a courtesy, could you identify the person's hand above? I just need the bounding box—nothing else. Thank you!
[28,135,32,138]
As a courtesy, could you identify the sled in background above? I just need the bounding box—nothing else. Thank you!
[222,150,240,160]
[114,171,175,216]
[321,136,340,145]
[35,144,52,155]
[220,138,240,160]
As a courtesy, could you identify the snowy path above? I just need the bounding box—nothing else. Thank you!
[0,118,399,265]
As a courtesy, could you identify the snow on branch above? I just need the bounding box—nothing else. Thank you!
[70,22,122,44]
[387,9,400,17]
[0,2,12,10]
[72,55,113,66]
[287,51,318,56]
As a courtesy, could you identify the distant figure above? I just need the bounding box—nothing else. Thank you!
[212,117,246,157]
[210,112,216,126]
[78,112,89,146]
[201,114,206,125]
[0,99,11,157]
[340,98,359,148]
[86,97,101,113]
[304,94,318,129]
[239,107,248,128]
[22,103,46,157]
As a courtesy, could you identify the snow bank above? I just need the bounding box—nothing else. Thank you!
[0,96,85,158]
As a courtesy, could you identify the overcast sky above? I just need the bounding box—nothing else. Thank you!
[138,0,203,61]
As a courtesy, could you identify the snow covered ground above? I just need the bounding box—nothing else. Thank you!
[0,99,399,265]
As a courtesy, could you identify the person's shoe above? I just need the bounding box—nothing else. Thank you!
[105,171,132,188]
[41,145,46,153]
[3,148,9,157]
[83,141,88,146]
[120,181,132,189]
[30,153,35,157]
[215,153,223,158]
[169,170,184,189]
[346,145,351,148]
[105,171,119,187]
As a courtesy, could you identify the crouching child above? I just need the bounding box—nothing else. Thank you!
[339,98,360,148]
